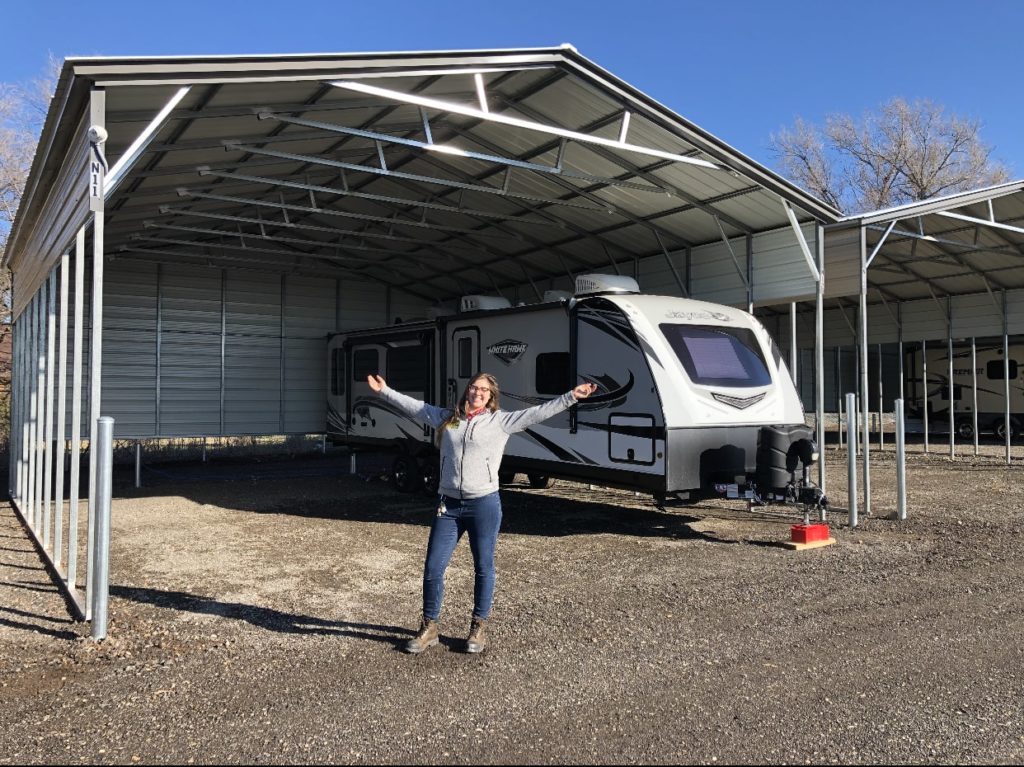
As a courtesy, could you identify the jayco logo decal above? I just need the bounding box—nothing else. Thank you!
[664,310,732,322]
[487,339,528,365]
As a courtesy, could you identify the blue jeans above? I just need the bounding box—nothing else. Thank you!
[422,492,502,621]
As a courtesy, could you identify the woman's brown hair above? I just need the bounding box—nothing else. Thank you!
[436,373,500,445]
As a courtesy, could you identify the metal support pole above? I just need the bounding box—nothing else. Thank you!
[1004,291,1011,465]
[790,302,798,386]
[68,227,86,591]
[859,228,871,516]
[846,392,858,528]
[54,253,70,569]
[815,224,825,492]
[877,343,884,451]
[34,287,46,533]
[90,417,114,642]
[948,324,955,460]
[922,340,929,454]
[43,270,57,551]
[27,293,38,531]
[895,398,907,521]
[971,337,979,456]
[135,441,142,489]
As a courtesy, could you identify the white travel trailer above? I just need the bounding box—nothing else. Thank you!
[327,275,824,508]
[906,341,1024,439]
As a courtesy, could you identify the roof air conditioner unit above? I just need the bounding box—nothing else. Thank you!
[542,289,573,303]
[574,274,640,296]
[460,295,512,312]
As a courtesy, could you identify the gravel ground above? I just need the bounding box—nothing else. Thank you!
[1,447,1023,765]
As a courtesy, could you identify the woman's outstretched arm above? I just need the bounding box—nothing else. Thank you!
[367,374,452,429]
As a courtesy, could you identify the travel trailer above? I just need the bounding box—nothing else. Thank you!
[905,341,1024,439]
[327,275,824,508]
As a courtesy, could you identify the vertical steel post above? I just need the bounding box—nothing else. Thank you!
[220,269,226,436]
[155,263,162,435]
[859,227,871,516]
[948,319,955,460]
[815,224,825,493]
[13,315,22,502]
[877,343,884,451]
[68,227,86,591]
[34,287,46,533]
[895,398,907,521]
[86,87,107,620]
[27,293,38,531]
[134,441,141,489]
[846,392,858,528]
[90,417,114,642]
[922,340,929,454]
[43,270,57,551]
[971,337,979,456]
[54,253,70,569]
[790,302,798,386]
[1004,291,1011,465]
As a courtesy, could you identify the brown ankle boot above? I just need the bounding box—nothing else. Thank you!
[405,616,439,654]
[466,617,487,654]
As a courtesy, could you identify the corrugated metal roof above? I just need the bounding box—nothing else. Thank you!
[7,46,840,318]
[826,181,1024,304]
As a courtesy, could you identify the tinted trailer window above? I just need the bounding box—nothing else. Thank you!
[660,325,772,388]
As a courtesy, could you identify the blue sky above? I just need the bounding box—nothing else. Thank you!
[4,0,1023,178]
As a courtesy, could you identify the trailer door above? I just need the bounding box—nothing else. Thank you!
[449,326,480,407]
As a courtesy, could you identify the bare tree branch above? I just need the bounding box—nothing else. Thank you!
[770,97,1010,214]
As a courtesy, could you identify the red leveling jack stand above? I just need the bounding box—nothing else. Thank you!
[783,523,836,551]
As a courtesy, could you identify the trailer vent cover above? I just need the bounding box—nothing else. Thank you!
[574,274,640,296]
[712,392,766,409]
[460,295,513,312]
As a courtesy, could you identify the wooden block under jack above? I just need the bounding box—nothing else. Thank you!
[780,537,837,551]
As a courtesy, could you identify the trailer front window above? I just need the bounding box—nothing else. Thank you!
[660,324,772,388]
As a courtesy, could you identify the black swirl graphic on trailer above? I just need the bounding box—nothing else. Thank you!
[502,372,634,411]
[520,428,598,465]
[578,308,641,352]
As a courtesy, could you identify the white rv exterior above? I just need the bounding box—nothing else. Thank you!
[327,276,820,504]
[906,342,1024,438]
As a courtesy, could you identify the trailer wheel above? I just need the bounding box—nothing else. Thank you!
[422,460,440,495]
[527,473,552,489]
[391,454,422,493]
[956,421,975,440]
[993,418,1020,441]
[498,471,516,486]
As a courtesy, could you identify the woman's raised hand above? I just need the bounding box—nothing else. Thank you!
[367,374,387,392]
[572,382,599,400]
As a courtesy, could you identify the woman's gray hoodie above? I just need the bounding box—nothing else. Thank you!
[377,386,577,499]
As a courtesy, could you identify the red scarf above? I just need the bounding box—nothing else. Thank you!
[465,407,487,421]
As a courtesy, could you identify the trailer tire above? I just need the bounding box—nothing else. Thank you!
[422,459,440,496]
[527,473,552,489]
[993,418,1020,441]
[498,471,516,486]
[391,454,422,493]
[956,421,975,440]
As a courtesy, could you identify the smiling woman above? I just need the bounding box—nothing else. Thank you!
[366,371,596,655]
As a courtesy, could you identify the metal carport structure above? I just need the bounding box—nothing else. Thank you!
[4,45,840,616]
[819,180,1024,515]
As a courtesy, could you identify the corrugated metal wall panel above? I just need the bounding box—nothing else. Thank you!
[224,335,281,434]
[900,298,948,342]
[752,224,817,305]
[160,265,221,334]
[283,339,326,433]
[636,250,686,297]
[286,275,336,338]
[337,280,388,330]
[103,260,157,437]
[690,237,747,307]
[225,272,280,338]
[952,293,1003,339]
[11,112,91,319]
[824,228,861,299]
[1005,290,1024,335]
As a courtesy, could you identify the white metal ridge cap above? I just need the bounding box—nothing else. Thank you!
[835,179,1024,227]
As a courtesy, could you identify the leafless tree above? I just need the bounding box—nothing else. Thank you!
[770,97,1011,215]
[0,56,59,436]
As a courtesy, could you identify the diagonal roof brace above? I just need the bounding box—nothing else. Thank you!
[935,210,1024,236]
[781,199,820,282]
[328,79,724,171]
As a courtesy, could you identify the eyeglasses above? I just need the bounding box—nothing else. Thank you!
[467,385,491,394]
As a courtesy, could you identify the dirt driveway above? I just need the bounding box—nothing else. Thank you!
[1,449,1022,764]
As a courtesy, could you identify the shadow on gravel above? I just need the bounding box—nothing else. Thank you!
[111,585,412,649]
[0,604,79,640]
